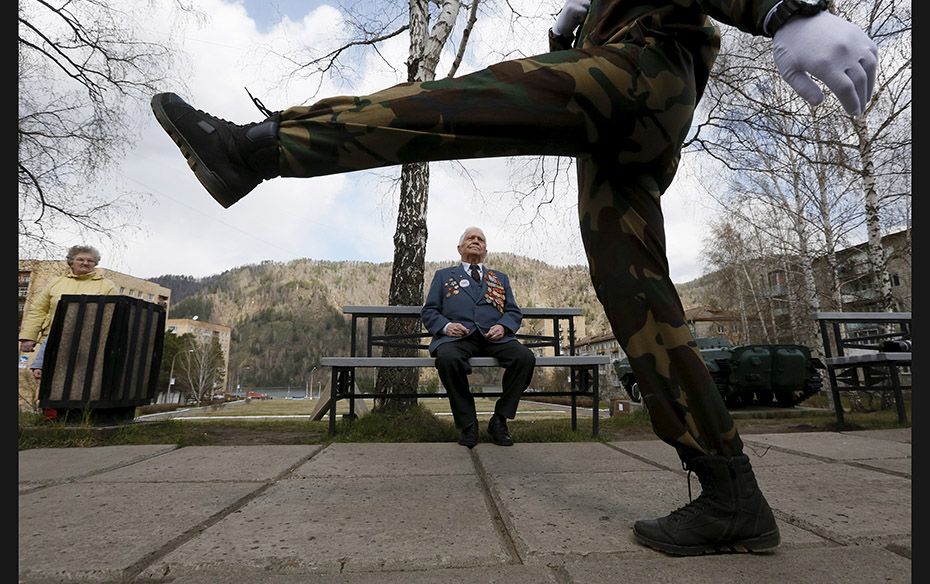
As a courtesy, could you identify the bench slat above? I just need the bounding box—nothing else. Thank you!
[342,305,584,317]
[322,356,609,367]
[825,352,912,366]
[814,311,911,321]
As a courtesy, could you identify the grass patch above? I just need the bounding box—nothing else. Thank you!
[18,396,909,450]
[332,404,648,443]
[18,420,210,449]
[332,403,459,443]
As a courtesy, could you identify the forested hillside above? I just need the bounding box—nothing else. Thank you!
[150,255,692,387]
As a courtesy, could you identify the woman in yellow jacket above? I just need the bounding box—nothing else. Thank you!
[19,245,117,353]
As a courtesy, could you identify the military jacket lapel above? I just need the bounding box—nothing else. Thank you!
[456,266,482,301]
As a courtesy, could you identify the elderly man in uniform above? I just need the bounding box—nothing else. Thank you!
[421,226,535,448]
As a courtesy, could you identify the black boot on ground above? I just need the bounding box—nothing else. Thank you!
[633,454,780,555]
[151,92,280,208]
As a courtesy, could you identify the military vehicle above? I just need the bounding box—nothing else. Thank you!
[612,337,825,408]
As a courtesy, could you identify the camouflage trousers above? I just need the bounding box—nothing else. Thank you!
[277,38,742,461]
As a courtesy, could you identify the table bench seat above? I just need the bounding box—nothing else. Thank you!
[815,312,912,425]
[321,306,609,436]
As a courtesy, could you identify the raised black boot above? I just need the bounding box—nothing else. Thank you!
[151,92,281,208]
[633,454,780,555]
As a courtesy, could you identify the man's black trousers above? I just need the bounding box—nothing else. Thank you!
[433,335,535,429]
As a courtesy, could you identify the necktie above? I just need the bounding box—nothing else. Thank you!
[469,264,481,282]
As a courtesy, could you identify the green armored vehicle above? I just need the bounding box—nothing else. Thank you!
[612,337,825,408]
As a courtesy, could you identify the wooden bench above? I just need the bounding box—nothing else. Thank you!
[320,306,609,437]
[814,311,912,425]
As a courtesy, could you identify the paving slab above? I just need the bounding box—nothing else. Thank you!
[140,474,510,578]
[561,545,911,584]
[18,444,177,485]
[754,463,911,544]
[297,442,474,477]
[17,429,914,583]
[607,439,825,473]
[850,457,911,477]
[19,481,262,582]
[842,428,911,443]
[80,445,319,482]
[487,466,825,563]
[743,432,912,461]
[477,442,656,475]
[164,564,560,584]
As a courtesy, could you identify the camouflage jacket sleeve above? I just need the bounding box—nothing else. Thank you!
[567,0,785,51]
[696,0,781,37]
[548,30,574,52]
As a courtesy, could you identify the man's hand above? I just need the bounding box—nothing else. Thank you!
[20,340,36,353]
[773,11,878,116]
[485,324,506,341]
[553,0,590,37]
[446,322,470,337]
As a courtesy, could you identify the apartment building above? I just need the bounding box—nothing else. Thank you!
[165,317,232,392]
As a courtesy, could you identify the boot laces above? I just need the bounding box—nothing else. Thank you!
[244,87,280,119]
[667,468,715,521]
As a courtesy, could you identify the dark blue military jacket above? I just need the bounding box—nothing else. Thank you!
[421,265,523,355]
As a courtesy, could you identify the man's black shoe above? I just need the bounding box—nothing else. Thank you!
[151,92,280,208]
[633,454,780,555]
[458,421,479,448]
[487,414,514,446]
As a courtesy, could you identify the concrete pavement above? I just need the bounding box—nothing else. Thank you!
[18,428,912,583]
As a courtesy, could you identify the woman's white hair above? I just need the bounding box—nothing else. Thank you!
[66,245,102,263]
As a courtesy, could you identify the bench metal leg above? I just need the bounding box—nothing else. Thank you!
[329,367,355,436]
[889,365,907,424]
[572,379,578,432]
[592,366,599,437]
[329,369,338,435]
[827,367,845,426]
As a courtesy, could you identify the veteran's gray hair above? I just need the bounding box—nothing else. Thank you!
[457,226,486,246]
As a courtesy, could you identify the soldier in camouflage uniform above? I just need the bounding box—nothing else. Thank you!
[152,0,877,555]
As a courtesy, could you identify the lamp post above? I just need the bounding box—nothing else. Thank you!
[308,366,318,399]
[236,364,252,398]
[169,349,194,405]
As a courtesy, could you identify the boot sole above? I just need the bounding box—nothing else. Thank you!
[633,528,780,556]
[151,94,240,209]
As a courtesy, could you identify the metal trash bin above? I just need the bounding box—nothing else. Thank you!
[38,294,166,423]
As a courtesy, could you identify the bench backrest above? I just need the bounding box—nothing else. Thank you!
[342,305,584,357]
[813,311,912,358]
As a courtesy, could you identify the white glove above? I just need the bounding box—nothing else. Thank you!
[553,0,591,37]
[773,11,878,116]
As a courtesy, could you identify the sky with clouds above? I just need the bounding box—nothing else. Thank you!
[28,0,719,282]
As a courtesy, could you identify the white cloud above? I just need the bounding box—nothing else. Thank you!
[44,0,714,284]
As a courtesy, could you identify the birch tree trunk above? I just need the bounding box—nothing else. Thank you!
[375,0,463,410]
[854,116,896,313]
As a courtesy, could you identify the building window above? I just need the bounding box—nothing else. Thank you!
[891,273,900,287]
[767,270,787,287]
